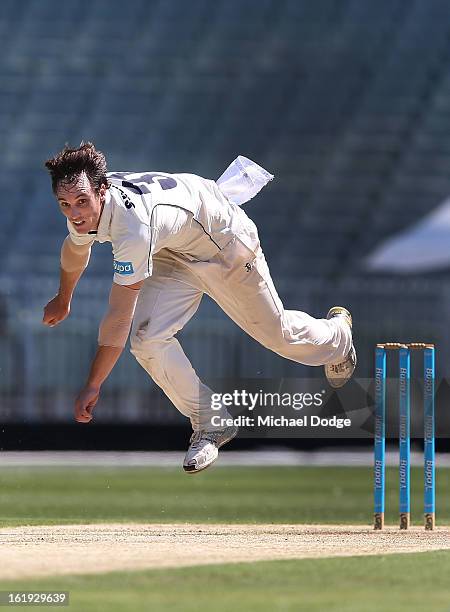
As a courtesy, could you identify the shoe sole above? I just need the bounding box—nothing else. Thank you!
[183,457,217,474]
[325,347,357,389]
[326,375,352,389]
[183,426,238,475]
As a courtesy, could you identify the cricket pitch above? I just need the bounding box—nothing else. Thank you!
[2,524,450,579]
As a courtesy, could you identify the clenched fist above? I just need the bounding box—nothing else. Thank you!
[43,295,70,327]
[75,385,100,423]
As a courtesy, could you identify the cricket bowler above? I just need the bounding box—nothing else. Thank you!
[42,143,356,473]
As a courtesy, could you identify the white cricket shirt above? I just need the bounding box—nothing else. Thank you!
[66,171,252,285]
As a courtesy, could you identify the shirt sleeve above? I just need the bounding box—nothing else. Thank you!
[112,217,152,286]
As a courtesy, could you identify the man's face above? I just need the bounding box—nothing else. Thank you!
[56,172,106,234]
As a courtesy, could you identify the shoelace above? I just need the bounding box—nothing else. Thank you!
[189,430,220,449]
[188,431,203,450]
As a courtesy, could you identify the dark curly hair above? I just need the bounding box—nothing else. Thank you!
[45,142,108,193]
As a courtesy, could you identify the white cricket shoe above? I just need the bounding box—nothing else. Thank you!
[324,306,357,389]
[183,425,238,474]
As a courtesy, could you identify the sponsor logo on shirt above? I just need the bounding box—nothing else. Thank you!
[114,260,134,275]
[116,186,135,209]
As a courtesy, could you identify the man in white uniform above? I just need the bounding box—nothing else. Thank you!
[43,143,356,473]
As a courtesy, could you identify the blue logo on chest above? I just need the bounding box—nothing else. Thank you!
[114,260,134,275]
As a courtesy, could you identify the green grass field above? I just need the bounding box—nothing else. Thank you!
[1,465,450,611]
[2,552,450,612]
[2,465,450,527]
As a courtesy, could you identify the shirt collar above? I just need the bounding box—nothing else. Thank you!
[93,189,112,243]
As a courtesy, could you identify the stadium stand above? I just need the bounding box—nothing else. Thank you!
[2,0,450,420]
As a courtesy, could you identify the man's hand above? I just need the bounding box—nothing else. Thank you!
[45,236,92,328]
[43,295,70,327]
[75,385,100,423]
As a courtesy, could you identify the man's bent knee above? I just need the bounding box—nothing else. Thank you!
[130,333,168,361]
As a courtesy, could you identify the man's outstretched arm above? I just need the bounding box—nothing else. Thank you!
[75,281,143,423]
[43,236,92,327]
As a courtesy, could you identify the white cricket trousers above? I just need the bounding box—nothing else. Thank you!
[130,221,352,431]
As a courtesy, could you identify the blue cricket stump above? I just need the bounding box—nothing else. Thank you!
[373,342,436,530]
[423,345,435,530]
[374,345,386,530]
[399,346,410,530]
